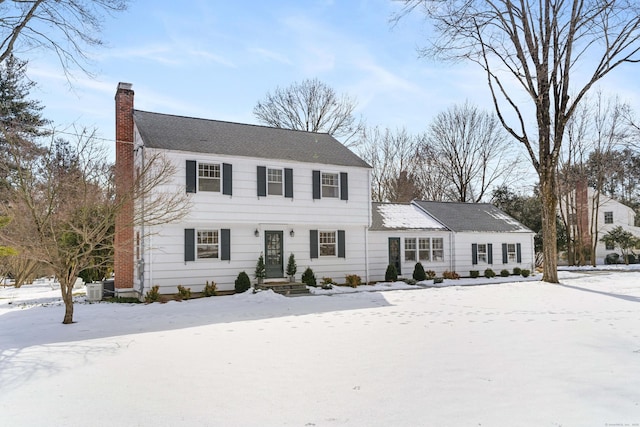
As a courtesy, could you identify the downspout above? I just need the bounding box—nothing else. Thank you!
[138,143,146,296]
[365,169,371,284]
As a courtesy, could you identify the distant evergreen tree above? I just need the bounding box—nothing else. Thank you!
[0,55,48,194]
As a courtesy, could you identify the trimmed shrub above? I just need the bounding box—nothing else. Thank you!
[500,269,510,277]
[322,277,335,286]
[513,267,522,276]
[402,278,417,285]
[385,264,398,282]
[413,262,427,281]
[626,254,637,264]
[301,267,317,287]
[521,269,531,278]
[255,254,266,279]
[144,285,160,303]
[235,271,251,293]
[175,285,192,300]
[425,270,436,280]
[433,277,444,284]
[443,271,460,280]
[345,274,361,288]
[286,253,297,277]
[203,281,217,297]
[470,270,480,278]
[484,268,496,278]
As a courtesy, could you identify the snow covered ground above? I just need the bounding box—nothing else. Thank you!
[1,271,639,426]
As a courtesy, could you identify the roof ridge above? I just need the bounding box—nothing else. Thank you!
[133,109,334,137]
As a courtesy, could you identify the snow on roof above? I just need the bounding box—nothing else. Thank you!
[373,203,447,230]
[486,209,532,232]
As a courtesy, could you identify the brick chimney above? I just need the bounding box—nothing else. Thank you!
[575,179,590,249]
[114,83,134,291]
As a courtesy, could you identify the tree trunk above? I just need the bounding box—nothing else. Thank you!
[540,175,559,283]
[60,278,75,324]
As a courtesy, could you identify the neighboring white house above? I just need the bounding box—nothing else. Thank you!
[370,201,535,279]
[558,184,640,264]
[113,83,536,296]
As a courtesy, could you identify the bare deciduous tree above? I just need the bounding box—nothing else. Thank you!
[254,78,364,147]
[1,129,190,324]
[358,126,425,202]
[0,0,129,77]
[395,0,640,282]
[424,102,519,203]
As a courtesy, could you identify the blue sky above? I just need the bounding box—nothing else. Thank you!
[25,0,640,164]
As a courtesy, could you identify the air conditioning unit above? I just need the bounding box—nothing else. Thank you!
[85,282,103,302]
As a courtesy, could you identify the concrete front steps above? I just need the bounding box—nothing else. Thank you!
[255,281,310,296]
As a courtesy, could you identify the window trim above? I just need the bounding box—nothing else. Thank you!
[319,230,337,257]
[321,172,340,198]
[198,163,221,193]
[404,238,416,262]
[477,243,488,264]
[196,229,219,260]
[267,167,284,196]
[507,243,517,263]
[604,211,613,224]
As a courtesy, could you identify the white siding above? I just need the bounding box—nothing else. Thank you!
[452,232,535,275]
[368,230,452,281]
[134,139,371,294]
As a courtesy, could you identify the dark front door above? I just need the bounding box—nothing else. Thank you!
[388,237,401,275]
[265,231,284,278]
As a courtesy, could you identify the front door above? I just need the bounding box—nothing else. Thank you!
[388,237,401,275]
[265,231,284,278]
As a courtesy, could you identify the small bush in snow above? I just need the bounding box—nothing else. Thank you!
[385,264,398,282]
[301,267,317,287]
[322,277,335,286]
[235,272,251,293]
[144,285,160,303]
[470,270,479,278]
[484,268,496,278]
[413,262,427,281]
[203,281,217,297]
[345,274,361,288]
[402,278,417,285]
[175,285,192,300]
[443,271,459,280]
[500,269,510,277]
[425,270,436,280]
[433,277,444,284]
[521,269,531,278]
[513,267,522,276]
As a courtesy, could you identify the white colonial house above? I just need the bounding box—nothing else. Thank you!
[114,83,371,296]
[369,201,535,278]
[113,83,536,297]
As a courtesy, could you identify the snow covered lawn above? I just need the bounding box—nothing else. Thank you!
[1,271,639,426]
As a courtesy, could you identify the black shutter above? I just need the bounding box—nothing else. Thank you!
[310,230,318,259]
[186,160,196,193]
[284,168,293,198]
[502,243,508,264]
[340,172,348,200]
[221,229,230,260]
[184,229,195,262]
[516,243,522,263]
[257,166,266,197]
[488,243,493,264]
[222,163,232,195]
[312,170,321,199]
[338,230,345,258]
[472,243,478,265]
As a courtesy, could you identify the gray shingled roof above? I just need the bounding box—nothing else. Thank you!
[370,202,448,231]
[413,201,533,233]
[133,110,371,168]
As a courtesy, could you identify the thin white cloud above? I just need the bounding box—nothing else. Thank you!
[248,47,292,65]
